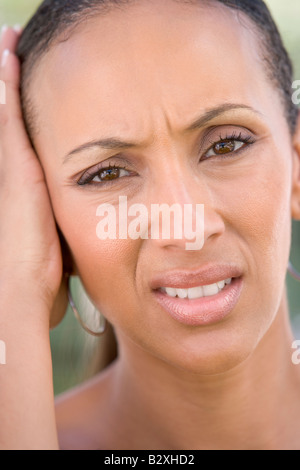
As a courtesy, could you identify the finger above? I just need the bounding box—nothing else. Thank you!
[0,50,35,168]
[13,25,23,36]
[0,26,20,59]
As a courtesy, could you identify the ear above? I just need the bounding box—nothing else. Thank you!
[57,225,77,277]
[291,111,300,220]
[50,278,69,329]
[49,227,78,329]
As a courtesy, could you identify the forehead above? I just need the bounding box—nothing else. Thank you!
[30,0,272,154]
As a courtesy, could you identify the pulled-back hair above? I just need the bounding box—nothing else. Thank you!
[17,0,298,136]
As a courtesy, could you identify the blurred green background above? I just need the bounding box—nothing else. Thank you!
[0,0,300,395]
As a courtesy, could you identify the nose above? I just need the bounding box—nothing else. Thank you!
[146,166,225,251]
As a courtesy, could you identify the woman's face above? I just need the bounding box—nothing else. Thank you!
[29,0,299,374]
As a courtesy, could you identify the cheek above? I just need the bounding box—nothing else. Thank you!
[51,192,142,323]
[218,151,292,322]
[240,165,291,266]
[210,144,292,256]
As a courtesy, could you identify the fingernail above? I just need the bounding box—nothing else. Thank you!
[1,25,8,37]
[13,24,22,33]
[1,49,10,67]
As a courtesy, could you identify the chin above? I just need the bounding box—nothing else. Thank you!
[142,319,271,376]
[168,343,256,376]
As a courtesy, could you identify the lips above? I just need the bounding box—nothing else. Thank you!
[150,264,244,326]
[150,264,243,290]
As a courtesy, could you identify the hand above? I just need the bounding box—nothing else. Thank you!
[0,26,68,327]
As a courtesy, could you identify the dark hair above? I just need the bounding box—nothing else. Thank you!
[17,0,298,136]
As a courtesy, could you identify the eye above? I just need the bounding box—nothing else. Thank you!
[202,134,255,160]
[78,164,131,186]
[92,166,130,183]
[206,139,244,156]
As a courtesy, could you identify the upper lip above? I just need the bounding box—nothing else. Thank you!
[150,264,243,290]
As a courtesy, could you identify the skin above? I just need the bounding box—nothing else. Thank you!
[1,0,300,450]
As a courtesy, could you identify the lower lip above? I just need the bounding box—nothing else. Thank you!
[153,277,243,326]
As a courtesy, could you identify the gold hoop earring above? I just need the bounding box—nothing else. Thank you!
[66,274,106,337]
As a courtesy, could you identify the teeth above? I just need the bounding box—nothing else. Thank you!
[177,288,188,299]
[165,287,177,298]
[161,278,232,300]
[203,283,219,296]
[188,286,203,300]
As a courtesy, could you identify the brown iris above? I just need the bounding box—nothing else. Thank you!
[213,140,235,155]
[99,167,120,181]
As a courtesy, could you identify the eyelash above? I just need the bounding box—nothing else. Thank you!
[202,131,255,160]
[77,131,255,186]
[77,163,132,186]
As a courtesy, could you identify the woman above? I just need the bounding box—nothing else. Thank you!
[0,0,300,450]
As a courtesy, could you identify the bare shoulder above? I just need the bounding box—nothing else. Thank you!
[55,363,116,450]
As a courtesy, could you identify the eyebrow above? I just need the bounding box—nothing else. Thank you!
[63,103,260,163]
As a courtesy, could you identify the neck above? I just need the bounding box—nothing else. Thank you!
[111,294,300,450]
